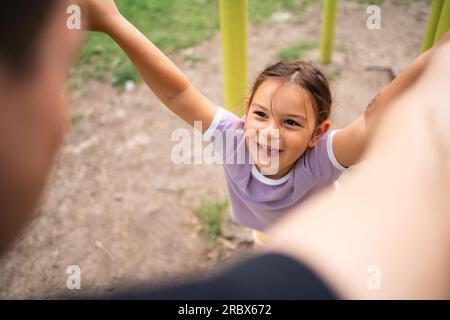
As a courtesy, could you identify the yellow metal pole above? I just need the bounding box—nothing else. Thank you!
[421,0,444,52]
[320,0,338,64]
[434,0,450,44]
[219,0,248,116]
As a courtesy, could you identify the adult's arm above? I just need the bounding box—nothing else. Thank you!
[267,42,450,299]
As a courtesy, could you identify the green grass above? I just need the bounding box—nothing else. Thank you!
[194,198,228,247]
[354,0,384,5]
[183,54,205,67]
[250,0,320,24]
[74,0,321,86]
[70,113,85,125]
[354,0,411,7]
[76,0,220,86]
[324,69,341,82]
[392,0,413,6]
[276,40,347,62]
[111,63,140,87]
[336,43,348,54]
[277,41,319,60]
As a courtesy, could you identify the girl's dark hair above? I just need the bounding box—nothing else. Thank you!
[248,60,332,126]
[0,0,57,75]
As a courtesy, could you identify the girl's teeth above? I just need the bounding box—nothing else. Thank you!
[259,144,273,157]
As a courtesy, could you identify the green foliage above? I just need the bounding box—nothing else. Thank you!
[354,0,384,5]
[250,0,320,24]
[74,0,320,85]
[112,62,139,87]
[277,41,319,60]
[194,198,228,247]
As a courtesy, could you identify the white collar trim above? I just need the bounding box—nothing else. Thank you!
[251,164,291,186]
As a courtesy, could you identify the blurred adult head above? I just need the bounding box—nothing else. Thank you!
[0,0,81,255]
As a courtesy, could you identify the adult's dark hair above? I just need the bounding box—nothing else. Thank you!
[0,0,57,76]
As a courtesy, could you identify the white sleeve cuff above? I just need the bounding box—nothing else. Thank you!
[203,107,225,141]
[327,129,348,172]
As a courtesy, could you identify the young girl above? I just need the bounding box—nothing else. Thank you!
[79,0,433,244]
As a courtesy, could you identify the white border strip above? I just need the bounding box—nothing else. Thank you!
[251,164,291,186]
[327,129,348,172]
[203,107,225,141]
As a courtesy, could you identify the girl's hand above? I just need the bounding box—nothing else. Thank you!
[75,0,122,33]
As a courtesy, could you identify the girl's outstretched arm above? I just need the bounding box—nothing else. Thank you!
[332,30,450,168]
[77,0,217,131]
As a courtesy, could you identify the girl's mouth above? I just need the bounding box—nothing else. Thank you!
[257,143,283,158]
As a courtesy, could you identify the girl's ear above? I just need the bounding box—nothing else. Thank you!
[308,120,330,148]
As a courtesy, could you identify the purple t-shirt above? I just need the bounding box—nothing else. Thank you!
[204,107,346,232]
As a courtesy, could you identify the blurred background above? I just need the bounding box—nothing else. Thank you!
[0,0,430,298]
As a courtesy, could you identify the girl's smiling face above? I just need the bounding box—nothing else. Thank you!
[245,79,330,179]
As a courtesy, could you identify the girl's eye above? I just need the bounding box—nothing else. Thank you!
[254,111,267,118]
[284,119,300,127]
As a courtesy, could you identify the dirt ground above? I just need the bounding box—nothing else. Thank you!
[0,0,429,298]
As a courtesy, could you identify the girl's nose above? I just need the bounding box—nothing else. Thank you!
[260,126,280,143]
[265,119,279,131]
